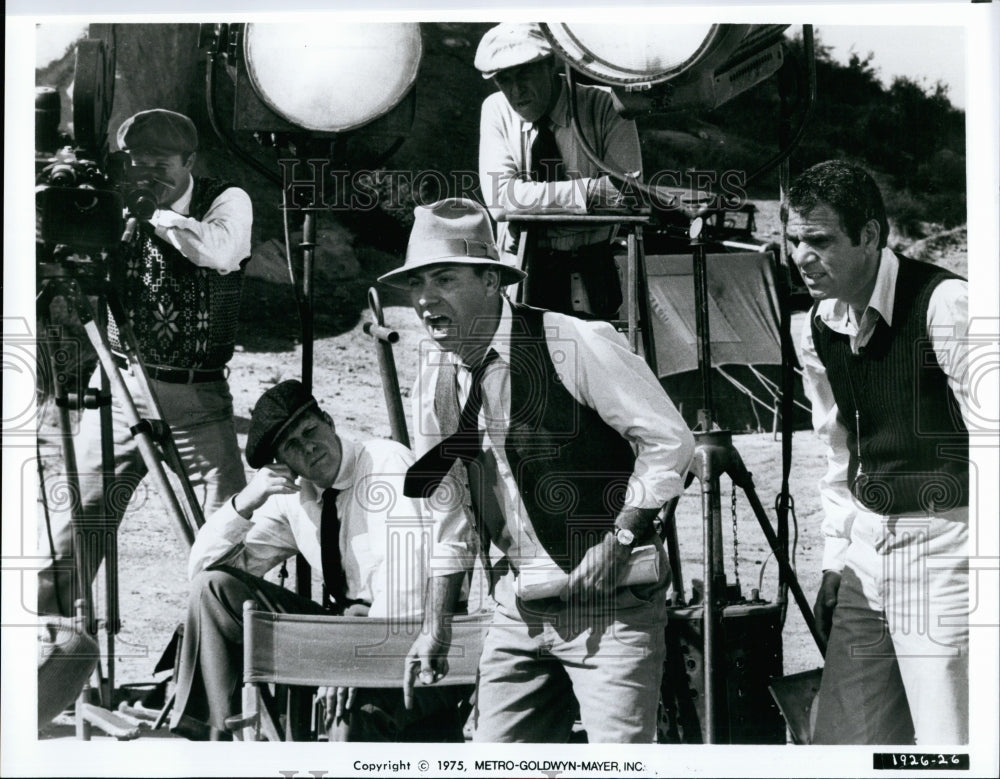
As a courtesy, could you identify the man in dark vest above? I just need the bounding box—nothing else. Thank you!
[169,381,468,742]
[380,198,694,742]
[791,160,970,744]
[38,109,252,618]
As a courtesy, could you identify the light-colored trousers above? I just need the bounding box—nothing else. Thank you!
[37,367,246,617]
[812,506,969,745]
[473,544,669,743]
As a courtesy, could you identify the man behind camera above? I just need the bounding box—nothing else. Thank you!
[37,109,253,618]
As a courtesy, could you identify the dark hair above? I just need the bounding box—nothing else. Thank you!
[788,160,889,250]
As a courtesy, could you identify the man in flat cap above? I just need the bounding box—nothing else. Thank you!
[38,109,253,619]
[384,198,694,742]
[169,381,469,741]
[475,22,642,320]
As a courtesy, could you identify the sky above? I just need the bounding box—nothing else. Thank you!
[35,21,967,109]
[806,25,965,108]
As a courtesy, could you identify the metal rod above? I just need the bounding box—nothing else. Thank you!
[365,287,410,448]
[692,228,715,428]
[81,318,196,548]
[627,232,639,353]
[697,443,719,744]
[733,463,827,656]
[301,212,316,393]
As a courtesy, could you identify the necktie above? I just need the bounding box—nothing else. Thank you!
[404,350,499,498]
[529,121,564,183]
[320,487,351,612]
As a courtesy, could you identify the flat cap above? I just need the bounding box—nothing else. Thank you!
[474,23,553,79]
[245,380,320,468]
[116,109,198,154]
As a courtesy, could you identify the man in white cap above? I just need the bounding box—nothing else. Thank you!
[38,108,253,618]
[382,198,694,742]
[475,22,643,320]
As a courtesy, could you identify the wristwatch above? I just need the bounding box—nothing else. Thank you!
[613,526,636,548]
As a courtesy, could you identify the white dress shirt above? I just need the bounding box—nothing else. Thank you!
[412,298,695,578]
[798,249,971,571]
[148,174,253,273]
[188,438,430,620]
[479,79,642,258]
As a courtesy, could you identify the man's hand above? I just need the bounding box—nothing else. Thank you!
[402,622,451,710]
[232,464,299,518]
[813,570,842,645]
[564,532,630,602]
[318,686,356,730]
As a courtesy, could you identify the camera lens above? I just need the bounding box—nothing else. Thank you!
[47,164,78,187]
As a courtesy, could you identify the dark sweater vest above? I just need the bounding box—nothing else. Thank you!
[811,255,968,514]
[108,178,248,369]
[477,303,638,573]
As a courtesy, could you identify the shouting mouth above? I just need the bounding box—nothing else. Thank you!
[423,313,454,338]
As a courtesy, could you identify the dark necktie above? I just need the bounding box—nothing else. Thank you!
[404,349,499,498]
[530,121,564,183]
[320,487,351,612]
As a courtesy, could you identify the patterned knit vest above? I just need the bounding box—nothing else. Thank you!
[812,256,968,514]
[107,178,247,369]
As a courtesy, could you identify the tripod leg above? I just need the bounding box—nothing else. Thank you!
[693,445,728,744]
[728,458,827,656]
[103,293,206,535]
[660,497,685,605]
[77,317,197,549]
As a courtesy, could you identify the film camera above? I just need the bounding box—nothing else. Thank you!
[35,87,180,252]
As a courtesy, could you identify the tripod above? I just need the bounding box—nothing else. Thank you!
[665,216,827,743]
[37,255,204,739]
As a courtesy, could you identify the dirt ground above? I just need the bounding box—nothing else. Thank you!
[35,200,967,738]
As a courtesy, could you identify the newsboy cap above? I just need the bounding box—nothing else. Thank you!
[377,198,526,289]
[245,380,320,468]
[116,109,199,154]
[474,23,553,79]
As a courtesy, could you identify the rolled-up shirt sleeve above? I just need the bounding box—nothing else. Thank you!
[799,319,855,572]
[545,313,695,508]
[150,186,253,273]
[411,356,479,577]
[187,494,298,581]
[479,94,589,217]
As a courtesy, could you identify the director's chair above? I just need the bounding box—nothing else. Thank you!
[231,601,492,741]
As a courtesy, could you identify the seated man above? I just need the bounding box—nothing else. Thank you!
[169,380,468,742]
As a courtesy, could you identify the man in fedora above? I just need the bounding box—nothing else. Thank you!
[475,22,643,320]
[169,380,469,742]
[38,108,253,618]
[382,198,694,742]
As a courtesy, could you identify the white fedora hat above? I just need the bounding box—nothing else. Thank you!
[378,198,526,289]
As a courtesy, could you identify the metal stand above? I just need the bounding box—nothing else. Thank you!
[37,259,204,739]
[677,219,826,743]
[363,287,410,447]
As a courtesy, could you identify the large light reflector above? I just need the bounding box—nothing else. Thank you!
[543,23,723,86]
[243,23,422,133]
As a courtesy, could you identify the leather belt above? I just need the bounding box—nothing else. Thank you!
[112,354,226,384]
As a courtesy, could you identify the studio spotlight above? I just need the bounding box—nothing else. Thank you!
[236,23,422,134]
[543,23,791,114]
